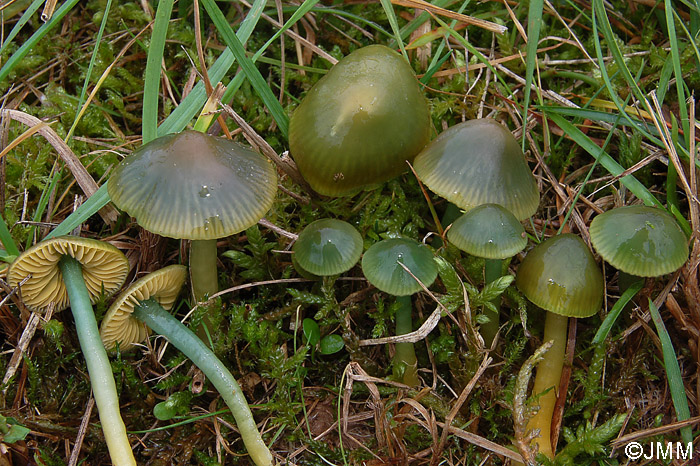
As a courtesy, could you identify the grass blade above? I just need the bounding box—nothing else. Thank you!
[648,298,693,445]
[545,112,663,209]
[664,0,690,145]
[0,0,45,56]
[538,106,661,139]
[220,0,321,106]
[26,168,62,249]
[0,0,81,83]
[592,281,644,345]
[394,0,452,45]
[0,214,20,259]
[521,0,544,151]
[379,0,408,59]
[142,0,174,144]
[156,0,267,137]
[201,0,290,138]
[46,184,111,239]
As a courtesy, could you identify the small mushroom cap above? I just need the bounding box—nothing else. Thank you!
[293,219,363,276]
[100,265,187,351]
[362,238,437,296]
[7,236,129,312]
[515,234,604,318]
[589,205,689,277]
[289,45,431,196]
[108,131,277,240]
[447,204,527,259]
[413,119,540,220]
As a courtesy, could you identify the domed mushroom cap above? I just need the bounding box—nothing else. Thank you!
[108,131,277,240]
[100,265,187,351]
[293,219,363,276]
[589,205,689,277]
[447,204,527,259]
[7,236,129,312]
[362,238,437,296]
[413,119,540,220]
[515,234,604,318]
[289,45,431,196]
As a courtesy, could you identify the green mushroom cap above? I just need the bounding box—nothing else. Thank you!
[362,238,437,296]
[293,219,363,276]
[108,131,277,240]
[447,204,527,259]
[589,205,689,277]
[515,234,604,318]
[413,119,539,220]
[289,45,431,196]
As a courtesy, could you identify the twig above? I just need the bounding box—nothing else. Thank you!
[1,279,47,396]
[433,354,492,463]
[611,415,700,447]
[67,397,95,466]
[41,0,58,22]
[257,218,298,240]
[218,102,315,195]
[392,0,507,34]
[359,305,442,346]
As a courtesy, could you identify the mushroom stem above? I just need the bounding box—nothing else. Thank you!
[482,258,502,347]
[132,298,273,466]
[58,256,136,466]
[526,312,568,460]
[190,239,219,302]
[394,295,419,387]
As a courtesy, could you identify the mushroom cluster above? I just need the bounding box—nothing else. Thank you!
[11,41,694,466]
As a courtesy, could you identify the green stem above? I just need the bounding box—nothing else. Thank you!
[482,258,503,347]
[58,256,136,466]
[190,239,219,302]
[190,239,218,339]
[526,312,568,460]
[133,298,272,466]
[394,295,419,387]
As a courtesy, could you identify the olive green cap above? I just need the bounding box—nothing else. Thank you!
[108,131,277,240]
[447,204,527,259]
[413,119,539,220]
[100,265,187,351]
[289,45,431,196]
[293,219,363,276]
[589,205,689,277]
[7,236,129,312]
[362,238,437,296]
[515,234,604,318]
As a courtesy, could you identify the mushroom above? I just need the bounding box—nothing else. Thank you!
[589,205,689,288]
[413,118,540,221]
[289,45,431,196]
[361,238,438,386]
[514,234,604,460]
[292,219,363,277]
[100,265,273,466]
[447,203,527,346]
[7,236,133,465]
[108,130,277,326]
